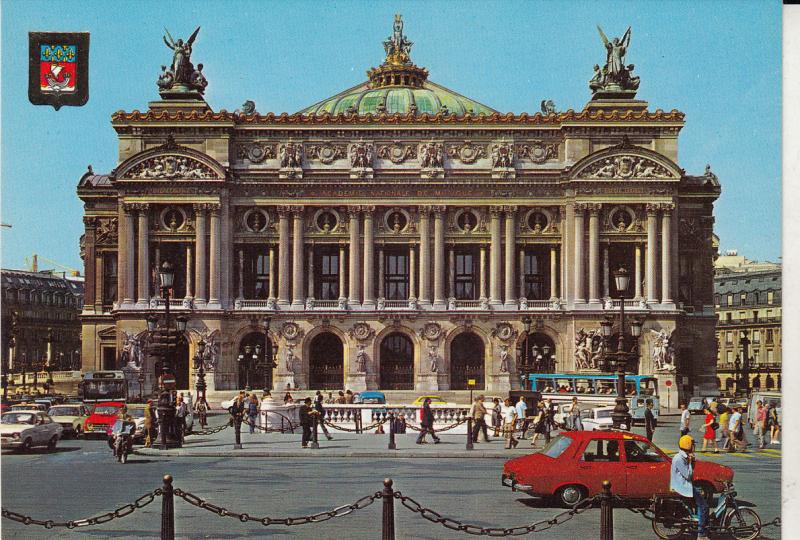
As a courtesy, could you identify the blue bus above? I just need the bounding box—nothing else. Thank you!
[524,373,659,422]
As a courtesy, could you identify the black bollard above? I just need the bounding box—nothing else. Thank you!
[382,478,395,540]
[600,480,613,540]
[161,475,175,540]
[388,412,396,450]
[310,415,320,449]
[233,416,242,450]
[466,417,474,450]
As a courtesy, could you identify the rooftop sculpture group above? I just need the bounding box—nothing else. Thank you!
[590,26,640,99]
[157,27,208,98]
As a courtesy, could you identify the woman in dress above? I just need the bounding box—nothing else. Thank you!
[492,397,502,437]
[700,405,719,453]
[530,401,548,448]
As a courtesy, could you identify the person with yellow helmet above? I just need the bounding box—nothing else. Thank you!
[670,435,709,540]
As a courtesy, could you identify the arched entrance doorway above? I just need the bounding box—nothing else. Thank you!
[450,333,485,390]
[309,333,344,390]
[238,332,274,390]
[380,333,414,390]
[517,333,556,374]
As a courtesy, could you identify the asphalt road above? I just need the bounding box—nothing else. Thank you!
[1,421,781,539]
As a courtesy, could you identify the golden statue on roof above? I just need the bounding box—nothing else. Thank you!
[383,14,413,65]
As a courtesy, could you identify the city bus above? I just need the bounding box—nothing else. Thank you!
[524,373,659,422]
[80,371,129,403]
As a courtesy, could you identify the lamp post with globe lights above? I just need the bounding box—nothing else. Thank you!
[599,267,643,430]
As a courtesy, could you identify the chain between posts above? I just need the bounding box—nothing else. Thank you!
[1,489,162,529]
[393,491,600,535]
[324,418,387,433]
[187,422,230,436]
[172,488,382,526]
[404,418,468,433]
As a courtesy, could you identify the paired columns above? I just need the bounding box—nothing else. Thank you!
[489,206,503,304]
[433,207,446,306]
[348,206,362,304]
[362,207,376,306]
[646,204,659,303]
[504,207,517,306]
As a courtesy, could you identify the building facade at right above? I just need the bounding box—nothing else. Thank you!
[714,251,781,393]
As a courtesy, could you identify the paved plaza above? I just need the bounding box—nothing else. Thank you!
[1,416,781,539]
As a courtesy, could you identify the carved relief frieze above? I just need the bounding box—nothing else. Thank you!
[237,142,276,164]
[347,322,375,343]
[279,143,304,179]
[306,142,347,165]
[123,155,217,180]
[349,142,374,178]
[377,141,416,164]
[447,140,486,164]
[95,217,119,245]
[580,155,676,179]
[516,141,559,163]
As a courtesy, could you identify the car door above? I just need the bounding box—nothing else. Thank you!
[576,437,627,495]
[622,438,671,497]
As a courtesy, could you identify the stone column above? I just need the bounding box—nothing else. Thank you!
[277,208,291,305]
[433,206,446,307]
[489,206,503,305]
[549,246,558,300]
[338,243,347,301]
[602,244,610,299]
[291,207,305,307]
[588,203,601,304]
[237,249,245,299]
[504,207,517,306]
[634,243,643,300]
[121,204,136,306]
[307,247,315,301]
[409,246,417,300]
[448,247,455,299]
[518,248,526,300]
[209,204,222,307]
[362,206,376,306]
[193,204,208,305]
[479,245,488,301]
[185,245,193,300]
[348,206,361,305]
[268,245,277,300]
[661,203,674,304]
[573,204,586,304]
[82,218,96,312]
[418,207,431,305]
[646,204,659,303]
[94,254,103,312]
[377,247,385,299]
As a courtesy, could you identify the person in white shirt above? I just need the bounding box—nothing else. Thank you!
[501,398,519,449]
[679,402,691,436]
[728,407,746,452]
[515,396,529,438]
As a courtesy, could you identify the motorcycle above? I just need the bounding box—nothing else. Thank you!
[108,419,136,464]
[651,483,761,540]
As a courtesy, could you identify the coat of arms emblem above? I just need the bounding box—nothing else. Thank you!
[28,32,89,110]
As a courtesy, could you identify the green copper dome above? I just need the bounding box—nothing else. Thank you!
[298,15,497,117]
[299,80,497,117]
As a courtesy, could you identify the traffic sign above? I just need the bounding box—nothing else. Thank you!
[467,379,476,387]
[665,380,673,387]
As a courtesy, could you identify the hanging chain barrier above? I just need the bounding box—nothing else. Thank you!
[2,475,781,540]
[324,417,386,433]
[186,421,230,436]
[173,487,382,526]
[404,418,469,433]
[1,488,162,529]
[393,490,600,536]
[613,494,782,537]
[242,418,295,433]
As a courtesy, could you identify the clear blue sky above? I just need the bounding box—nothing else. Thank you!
[1,0,781,272]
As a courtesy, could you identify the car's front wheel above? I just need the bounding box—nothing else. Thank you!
[556,484,588,507]
[74,425,82,439]
[46,435,58,452]
[20,438,32,453]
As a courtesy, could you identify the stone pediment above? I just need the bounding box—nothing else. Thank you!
[571,141,680,181]
[115,138,226,181]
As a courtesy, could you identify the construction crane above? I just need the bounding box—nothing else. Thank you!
[25,254,82,277]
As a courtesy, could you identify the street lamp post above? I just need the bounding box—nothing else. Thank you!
[520,316,532,389]
[138,370,145,401]
[739,330,751,396]
[194,338,207,406]
[4,324,16,402]
[600,267,643,431]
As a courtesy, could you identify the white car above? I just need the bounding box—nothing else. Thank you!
[0,411,63,452]
[48,404,90,438]
[580,406,616,431]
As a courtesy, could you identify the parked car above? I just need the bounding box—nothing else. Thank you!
[10,403,47,412]
[0,411,63,452]
[580,406,616,431]
[502,431,733,507]
[748,392,781,426]
[84,402,126,438]
[123,404,148,442]
[48,404,90,438]
[357,391,386,405]
[687,396,709,415]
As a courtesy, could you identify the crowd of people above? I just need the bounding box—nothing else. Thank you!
[678,398,780,454]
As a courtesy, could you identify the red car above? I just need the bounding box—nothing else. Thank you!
[83,401,125,438]
[502,431,733,507]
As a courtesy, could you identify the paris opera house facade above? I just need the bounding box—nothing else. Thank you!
[78,17,720,400]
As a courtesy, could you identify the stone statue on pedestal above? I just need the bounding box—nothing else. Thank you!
[158,27,208,98]
[590,26,640,98]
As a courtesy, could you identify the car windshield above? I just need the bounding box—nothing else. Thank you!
[540,435,573,458]
[596,410,614,419]
[361,398,384,404]
[2,413,36,425]
[49,407,81,416]
[127,408,146,418]
[11,405,43,411]
[93,406,121,415]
